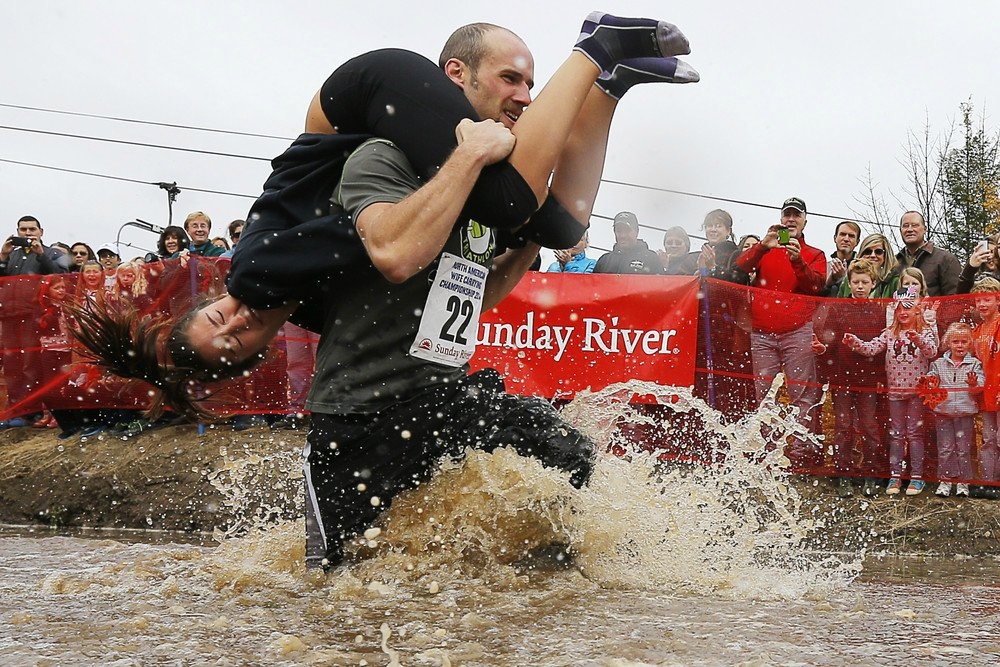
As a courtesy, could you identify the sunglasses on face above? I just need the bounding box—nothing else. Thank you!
[72,251,89,256]
[860,248,886,256]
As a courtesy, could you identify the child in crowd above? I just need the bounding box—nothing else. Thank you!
[887,266,938,329]
[109,261,152,310]
[75,260,106,308]
[812,258,886,497]
[925,322,984,497]
[845,285,940,495]
[971,277,1000,483]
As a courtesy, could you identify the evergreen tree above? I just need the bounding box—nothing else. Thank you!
[938,101,1000,257]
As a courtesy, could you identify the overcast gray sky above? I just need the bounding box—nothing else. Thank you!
[2,1,998,265]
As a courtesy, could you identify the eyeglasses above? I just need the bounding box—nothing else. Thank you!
[72,251,89,256]
[860,248,886,257]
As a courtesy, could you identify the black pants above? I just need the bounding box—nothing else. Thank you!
[303,369,594,568]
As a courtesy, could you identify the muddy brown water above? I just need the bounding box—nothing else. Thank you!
[2,382,999,665]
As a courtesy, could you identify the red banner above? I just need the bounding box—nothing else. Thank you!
[471,274,700,398]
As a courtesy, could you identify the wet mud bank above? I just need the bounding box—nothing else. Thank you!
[2,426,998,556]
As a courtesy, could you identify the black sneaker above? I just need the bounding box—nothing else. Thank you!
[969,484,1000,499]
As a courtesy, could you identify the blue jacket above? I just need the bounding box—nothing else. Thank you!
[547,251,596,274]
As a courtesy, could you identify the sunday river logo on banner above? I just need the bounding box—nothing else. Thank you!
[472,274,701,398]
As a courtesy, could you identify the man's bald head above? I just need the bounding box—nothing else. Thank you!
[438,23,520,72]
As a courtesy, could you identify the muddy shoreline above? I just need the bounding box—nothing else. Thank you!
[2,424,998,556]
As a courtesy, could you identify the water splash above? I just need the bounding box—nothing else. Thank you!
[331,377,865,600]
[49,377,864,604]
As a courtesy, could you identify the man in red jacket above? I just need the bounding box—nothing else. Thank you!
[734,197,827,465]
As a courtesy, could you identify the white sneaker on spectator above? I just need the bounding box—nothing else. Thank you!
[935,482,952,496]
[956,483,970,496]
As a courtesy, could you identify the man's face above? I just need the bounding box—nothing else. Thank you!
[98,252,120,271]
[17,220,42,240]
[900,213,926,247]
[780,208,807,238]
[186,218,211,244]
[834,224,859,255]
[614,223,638,246]
[458,30,534,129]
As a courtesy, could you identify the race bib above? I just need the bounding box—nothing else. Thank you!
[409,252,488,367]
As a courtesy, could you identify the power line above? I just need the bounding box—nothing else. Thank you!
[1,152,895,234]
[0,103,927,238]
[0,125,272,162]
[599,178,876,225]
[0,147,910,240]
[0,158,258,199]
[0,102,294,141]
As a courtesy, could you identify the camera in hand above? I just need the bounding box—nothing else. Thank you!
[9,237,32,248]
[777,228,790,245]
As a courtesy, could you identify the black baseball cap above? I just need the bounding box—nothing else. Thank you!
[781,197,806,214]
[613,211,639,229]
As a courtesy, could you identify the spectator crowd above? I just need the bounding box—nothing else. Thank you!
[0,211,313,437]
[3,199,1000,498]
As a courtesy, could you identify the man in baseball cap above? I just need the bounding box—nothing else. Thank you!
[593,211,663,274]
[734,195,827,469]
[96,243,121,273]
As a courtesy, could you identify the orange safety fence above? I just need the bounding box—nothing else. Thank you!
[2,262,999,488]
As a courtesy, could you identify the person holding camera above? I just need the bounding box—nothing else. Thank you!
[0,215,70,427]
[733,197,827,468]
[0,215,70,277]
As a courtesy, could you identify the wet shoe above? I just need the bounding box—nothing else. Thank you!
[232,414,268,431]
[596,57,700,99]
[575,12,691,71]
[80,424,108,438]
[116,419,155,438]
[905,479,925,496]
[886,478,902,495]
[32,412,54,428]
[955,483,970,497]
[270,414,310,431]
[969,484,1000,499]
[56,428,80,440]
[935,482,952,496]
[862,478,880,496]
[837,477,853,498]
[1,417,29,428]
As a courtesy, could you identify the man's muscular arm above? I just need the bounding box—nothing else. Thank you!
[355,119,514,283]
